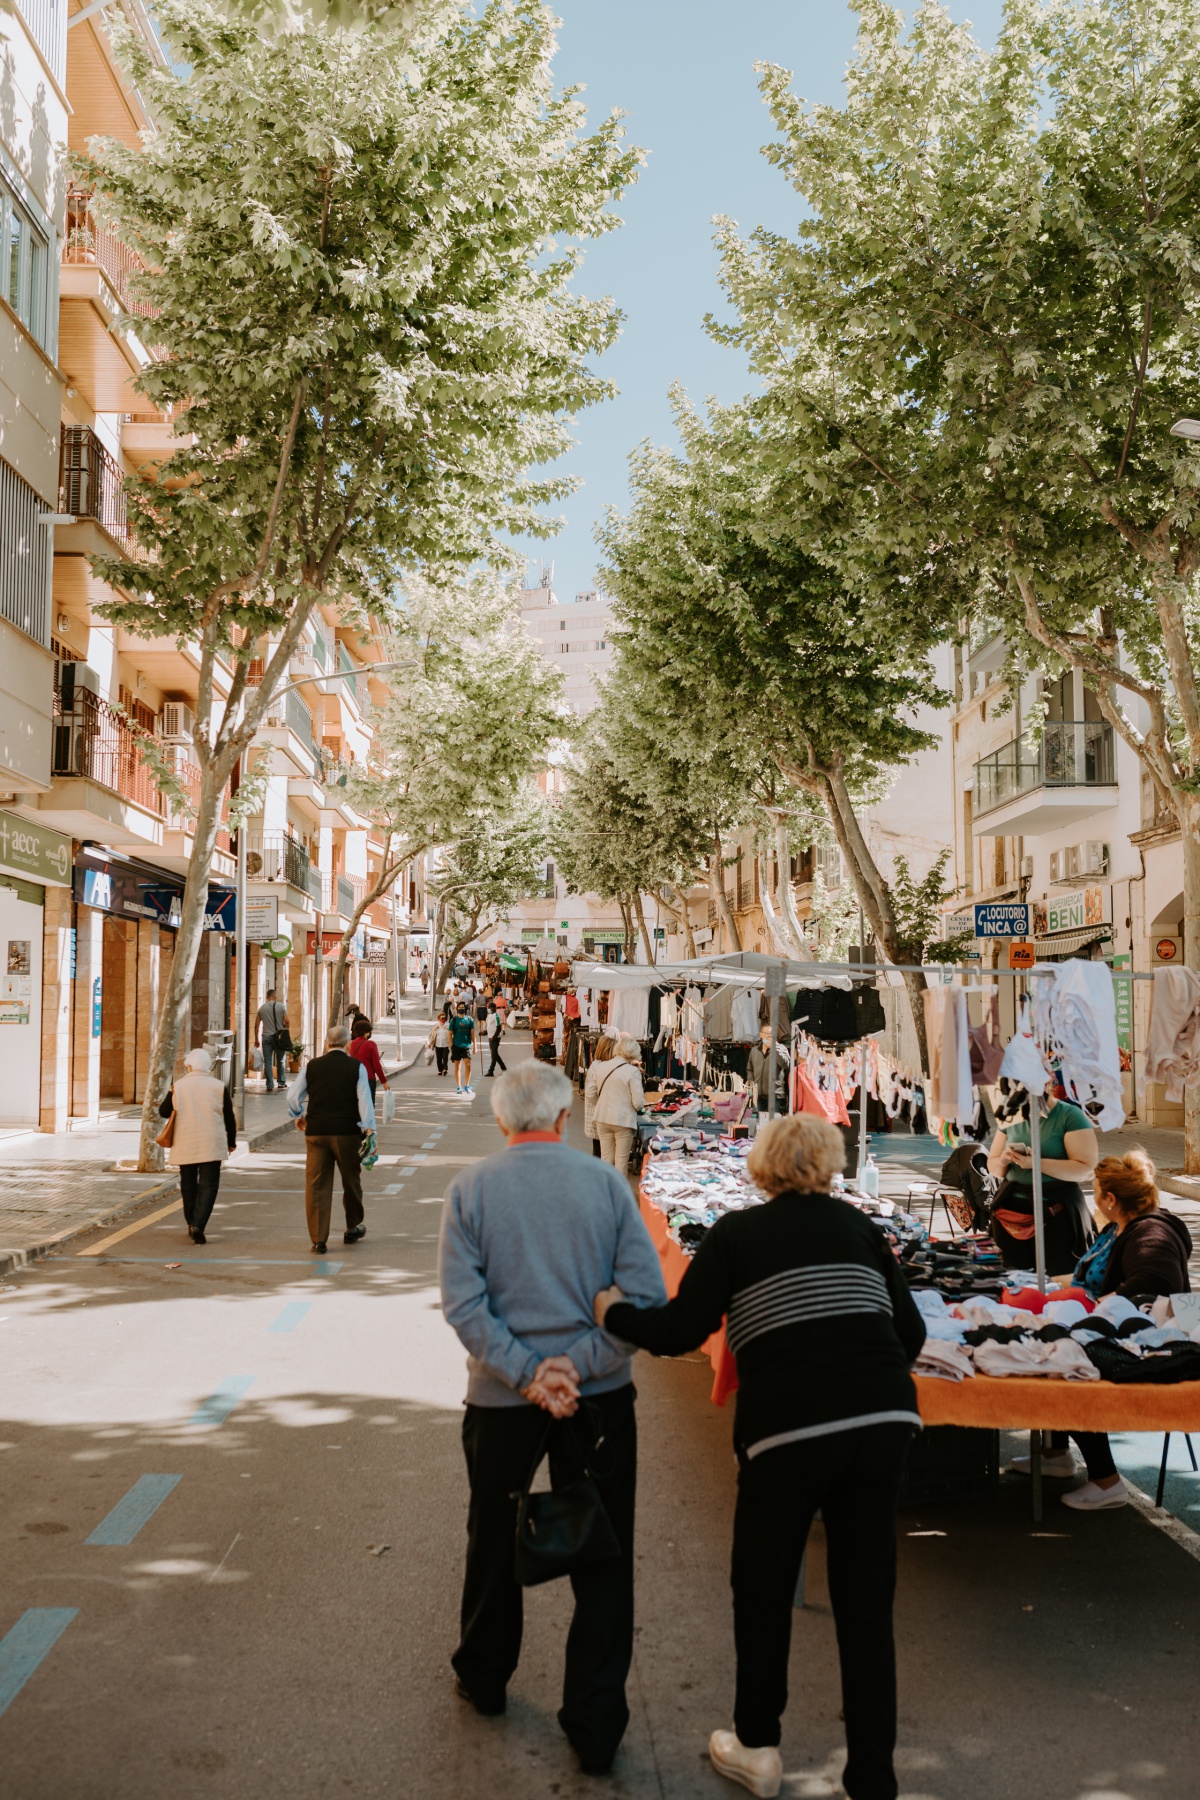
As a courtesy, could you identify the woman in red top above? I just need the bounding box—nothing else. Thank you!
[348,1016,388,1102]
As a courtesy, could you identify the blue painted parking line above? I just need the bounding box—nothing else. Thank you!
[0,1610,78,1719]
[48,1258,342,1274]
[268,1301,312,1334]
[86,1474,182,1546]
[189,1376,255,1426]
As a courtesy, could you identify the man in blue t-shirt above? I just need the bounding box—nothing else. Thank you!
[449,1004,478,1095]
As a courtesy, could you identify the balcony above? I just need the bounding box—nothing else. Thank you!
[58,188,161,412]
[972,721,1118,836]
[319,871,364,921]
[44,690,165,846]
[56,425,154,565]
[245,830,320,906]
[257,687,323,779]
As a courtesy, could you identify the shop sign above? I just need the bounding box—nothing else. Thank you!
[973,902,1031,939]
[1032,885,1112,938]
[92,976,102,1038]
[244,895,279,943]
[944,909,977,940]
[305,931,344,956]
[1008,940,1035,970]
[0,809,71,887]
[366,941,387,964]
[520,929,543,943]
[75,857,233,932]
[589,929,635,944]
[1111,952,1133,1051]
[1154,937,1181,964]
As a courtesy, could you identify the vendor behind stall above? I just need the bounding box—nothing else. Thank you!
[746,1023,791,1115]
[985,1085,1098,1275]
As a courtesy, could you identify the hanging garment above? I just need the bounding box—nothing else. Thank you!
[607,983,651,1040]
[704,983,736,1041]
[681,986,704,1041]
[1047,959,1125,1129]
[1145,967,1200,1102]
[968,994,1005,1086]
[794,1066,851,1126]
[924,988,974,1127]
[659,991,679,1035]
[731,987,760,1043]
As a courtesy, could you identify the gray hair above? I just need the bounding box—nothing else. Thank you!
[614,1035,641,1062]
[491,1061,574,1134]
[184,1047,212,1073]
[326,1025,349,1048]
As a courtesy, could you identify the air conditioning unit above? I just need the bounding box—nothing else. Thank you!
[1085,840,1110,876]
[160,701,195,744]
[1049,845,1082,882]
[58,662,101,711]
[1020,855,1034,879]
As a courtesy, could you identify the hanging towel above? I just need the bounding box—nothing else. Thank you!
[1145,967,1200,1102]
[1048,959,1125,1129]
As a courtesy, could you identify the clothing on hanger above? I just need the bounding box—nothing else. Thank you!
[1145,967,1200,1103]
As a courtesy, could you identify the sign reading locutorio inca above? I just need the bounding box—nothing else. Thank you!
[0,810,72,887]
[972,902,1032,939]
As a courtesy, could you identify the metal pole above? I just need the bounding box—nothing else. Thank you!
[390,874,403,1063]
[1029,1088,1047,1294]
[233,819,247,1129]
[766,960,785,1119]
[313,924,323,1062]
[857,1040,870,1180]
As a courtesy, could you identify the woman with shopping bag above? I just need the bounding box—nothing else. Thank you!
[157,1047,238,1244]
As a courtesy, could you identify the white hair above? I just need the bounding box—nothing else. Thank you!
[491,1061,574,1134]
[326,1025,349,1048]
[184,1048,212,1073]
[614,1035,641,1061]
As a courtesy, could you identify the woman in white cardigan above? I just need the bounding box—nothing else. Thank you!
[158,1048,238,1243]
[591,1034,646,1180]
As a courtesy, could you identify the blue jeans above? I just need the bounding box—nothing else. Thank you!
[263,1033,288,1090]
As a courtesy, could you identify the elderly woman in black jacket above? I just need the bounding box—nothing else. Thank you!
[595,1113,925,1800]
[1033,1150,1192,1513]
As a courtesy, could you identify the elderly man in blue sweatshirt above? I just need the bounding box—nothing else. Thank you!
[439,1059,666,1778]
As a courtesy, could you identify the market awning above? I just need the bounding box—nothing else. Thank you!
[498,953,528,972]
[1034,928,1112,958]
[570,955,852,991]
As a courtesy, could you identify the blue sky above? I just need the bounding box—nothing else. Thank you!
[514,0,1006,602]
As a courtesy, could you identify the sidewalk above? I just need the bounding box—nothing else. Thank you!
[0,999,427,1277]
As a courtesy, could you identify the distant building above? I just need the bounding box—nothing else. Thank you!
[519,573,614,716]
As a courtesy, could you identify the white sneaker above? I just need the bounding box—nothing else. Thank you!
[1062,1479,1129,1511]
[709,1730,782,1799]
[1011,1452,1079,1479]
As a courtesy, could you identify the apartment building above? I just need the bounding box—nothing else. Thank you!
[0,0,408,1130]
[519,574,614,717]
[950,624,1182,1124]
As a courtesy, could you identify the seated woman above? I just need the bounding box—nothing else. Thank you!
[595,1113,925,1800]
[985,1084,1098,1276]
[1019,1150,1193,1512]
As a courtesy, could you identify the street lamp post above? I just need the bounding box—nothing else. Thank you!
[234,657,411,1114]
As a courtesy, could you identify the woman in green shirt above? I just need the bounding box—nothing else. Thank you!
[985,1091,1099,1274]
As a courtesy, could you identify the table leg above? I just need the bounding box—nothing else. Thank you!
[1030,1429,1043,1523]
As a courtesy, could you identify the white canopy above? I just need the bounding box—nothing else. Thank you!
[570,951,853,992]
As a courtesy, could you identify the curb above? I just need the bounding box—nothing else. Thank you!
[0,1176,182,1280]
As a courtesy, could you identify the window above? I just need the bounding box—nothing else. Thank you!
[1,177,51,350]
[814,842,843,889]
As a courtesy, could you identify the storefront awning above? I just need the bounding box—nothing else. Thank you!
[1034,928,1112,958]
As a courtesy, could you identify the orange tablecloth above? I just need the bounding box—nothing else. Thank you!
[638,1187,1200,1431]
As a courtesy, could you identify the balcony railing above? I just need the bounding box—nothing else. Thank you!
[60,426,130,542]
[320,871,364,919]
[53,691,165,816]
[245,829,319,898]
[166,756,232,854]
[63,186,159,321]
[974,721,1117,816]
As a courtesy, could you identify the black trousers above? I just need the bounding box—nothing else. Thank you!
[731,1422,913,1800]
[1047,1429,1118,1479]
[179,1161,222,1233]
[454,1385,637,1765]
[435,1046,449,1075]
[486,1036,507,1074]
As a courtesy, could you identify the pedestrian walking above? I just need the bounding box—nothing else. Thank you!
[596,1113,926,1800]
[582,1033,618,1158]
[483,1000,507,1077]
[421,967,430,995]
[255,988,291,1092]
[592,1035,644,1178]
[288,1024,376,1253]
[348,1015,389,1104]
[158,1048,238,1245]
[449,1001,477,1095]
[428,1011,452,1076]
[438,1062,667,1776]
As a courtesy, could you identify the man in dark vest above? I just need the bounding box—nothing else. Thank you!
[288,1024,376,1253]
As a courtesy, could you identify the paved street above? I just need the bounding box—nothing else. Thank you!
[2,1040,1200,1800]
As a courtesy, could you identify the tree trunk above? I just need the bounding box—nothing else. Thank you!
[136,782,225,1171]
[709,841,741,951]
[635,892,655,966]
[327,838,419,1022]
[657,884,697,957]
[618,895,636,963]
[1184,794,1200,1173]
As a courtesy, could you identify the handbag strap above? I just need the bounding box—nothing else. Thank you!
[515,1402,607,1501]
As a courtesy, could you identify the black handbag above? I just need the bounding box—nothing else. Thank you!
[513,1408,621,1588]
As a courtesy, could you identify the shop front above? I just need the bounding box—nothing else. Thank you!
[0,810,73,1128]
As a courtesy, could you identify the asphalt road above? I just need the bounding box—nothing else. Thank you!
[2,1040,1199,1800]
